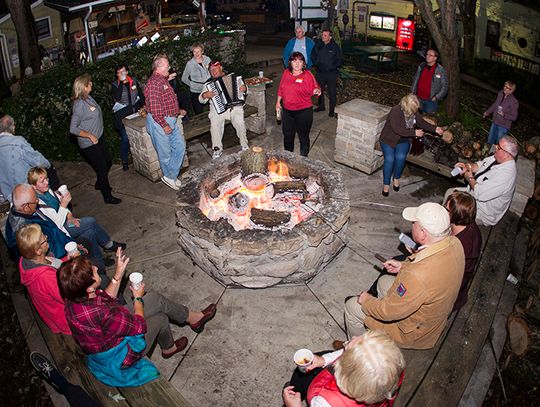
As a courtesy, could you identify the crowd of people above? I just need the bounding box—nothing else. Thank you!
[0,29,524,406]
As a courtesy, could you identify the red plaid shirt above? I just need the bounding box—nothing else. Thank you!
[144,72,179,129]
[66,290,146,367]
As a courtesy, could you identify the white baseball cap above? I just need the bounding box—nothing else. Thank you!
[402,202,450,237]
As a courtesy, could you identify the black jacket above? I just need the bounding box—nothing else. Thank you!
[311,39,343,73]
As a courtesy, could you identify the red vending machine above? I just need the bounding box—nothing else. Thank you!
[396,18,415,51]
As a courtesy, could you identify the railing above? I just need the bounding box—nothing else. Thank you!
[490,49,540,75]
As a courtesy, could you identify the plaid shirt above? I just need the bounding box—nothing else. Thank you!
[66,290,146,367]
[144,72,179,129]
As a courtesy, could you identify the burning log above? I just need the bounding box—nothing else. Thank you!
[250,208,291,227]
[241,146,267,177]
[271,180,307,195]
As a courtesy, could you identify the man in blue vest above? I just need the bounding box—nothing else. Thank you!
[282,25,315,69]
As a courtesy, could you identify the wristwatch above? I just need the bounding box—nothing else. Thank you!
[133,297,144,305]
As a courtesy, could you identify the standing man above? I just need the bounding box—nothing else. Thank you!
[199,61,249,160]
[411,49,448,113]
[144,54,186,191]
[445,135,518,226]
[311,29,343,117]
[282,25,315,69]
[343,202,465,349]
[483,81,519,148]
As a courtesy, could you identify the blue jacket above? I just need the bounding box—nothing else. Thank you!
[87,334,160,387]
[283,37,315,69]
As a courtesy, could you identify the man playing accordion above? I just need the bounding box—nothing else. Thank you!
[199,60,249,159]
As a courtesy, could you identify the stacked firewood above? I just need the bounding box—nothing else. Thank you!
[523,136,540,160]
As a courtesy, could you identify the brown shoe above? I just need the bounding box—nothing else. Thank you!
[332,340,345,350]
[162,336,188,359]
[189,304,217,334]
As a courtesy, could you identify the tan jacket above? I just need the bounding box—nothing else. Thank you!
[362,236,465,349]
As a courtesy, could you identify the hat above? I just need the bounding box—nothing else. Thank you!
[402,202,450,237]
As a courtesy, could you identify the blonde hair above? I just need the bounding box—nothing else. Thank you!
[334,330,405,404]
[16,224,43,259]
[72,74,92,100]
[27,166,47,186]
[191,43,204,52]
[400,94,421,116]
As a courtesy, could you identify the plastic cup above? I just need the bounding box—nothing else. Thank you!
[58,185,68,196]
[293,349,313,373]
[259,71,264,78]
[64,241,78,256]
[129,272,143,290]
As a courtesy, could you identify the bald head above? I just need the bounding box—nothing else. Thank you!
[13,184,37,213]
[0,114,15,134]
[152,54,170,76]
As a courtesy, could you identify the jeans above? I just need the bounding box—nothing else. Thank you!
[380,141,411,185]
[487,123,508,145]
[282,107,313,156]
[65,216,110,249]
[118,126,130,164]
[146,113,185,180]
[420,98,439,113]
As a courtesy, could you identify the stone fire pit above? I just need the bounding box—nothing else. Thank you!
[176,150,350,288]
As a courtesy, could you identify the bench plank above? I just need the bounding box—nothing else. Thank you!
[120,379,192,407]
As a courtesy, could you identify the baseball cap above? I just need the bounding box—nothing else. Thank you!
[402,202,450,237]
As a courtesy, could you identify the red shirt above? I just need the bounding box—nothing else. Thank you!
[66,290,146,367]
[416,64,436,100]
[144,72,179,129]
[277,69,320,111]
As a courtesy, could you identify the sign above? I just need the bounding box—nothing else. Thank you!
[396,18,415,51]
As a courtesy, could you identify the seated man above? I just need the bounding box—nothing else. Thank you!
[199,60,249,159]
[445,135,518,226]
[344,202,465,350]
[6,184,109,285]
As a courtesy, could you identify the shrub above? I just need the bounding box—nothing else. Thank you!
[1,28,247,162]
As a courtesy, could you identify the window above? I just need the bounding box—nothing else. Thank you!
[535,40,540,58]
[369,13,395,31]
[485,20,500,49]
[35,17,52,41]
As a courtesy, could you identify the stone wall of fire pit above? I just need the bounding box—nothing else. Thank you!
[176,151,350,288]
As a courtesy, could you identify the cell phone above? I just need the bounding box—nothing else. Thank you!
[399,233,418,250]
[374,253,386,263]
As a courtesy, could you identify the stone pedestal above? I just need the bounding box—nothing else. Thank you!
[123,115,187,182]
[334,99,391,174]
[244,80,270,135]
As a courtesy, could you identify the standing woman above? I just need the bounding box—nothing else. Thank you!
[276,52,321,157]
[70,74,121,204]
[379,94,444,197]
[111,63,144,171]
[181,43,211,115]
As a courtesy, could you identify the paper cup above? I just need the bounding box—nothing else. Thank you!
[58,185,68,196]
[64,241,77,254]
[293,349,313,373]
[129,272,143,290]
[259,71,264,78]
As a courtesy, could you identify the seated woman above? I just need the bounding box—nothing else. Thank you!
[27,166,125,269]
[16,223,72,335]
[284,330,405,407]
[444,191,482,312]
[57,255,217,387]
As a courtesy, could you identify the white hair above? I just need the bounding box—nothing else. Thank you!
[12,184,36,210]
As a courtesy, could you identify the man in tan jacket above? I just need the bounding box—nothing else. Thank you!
[344,202,465,349]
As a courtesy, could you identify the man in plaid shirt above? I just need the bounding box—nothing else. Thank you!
[144,54,187,190]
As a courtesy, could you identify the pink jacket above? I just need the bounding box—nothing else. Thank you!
[19,257,71,335]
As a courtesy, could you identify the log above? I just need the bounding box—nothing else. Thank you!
[525,142,537,156]
[462,145,474,159]
[534,184,540,201]
[241,146,267,177]
[472,141,481,151]
[508,314,531,357]
[422,115,438,126]
[474,149,483,159]
[442,130,454,144]
[271,180,307,196]
[250,208,291,227]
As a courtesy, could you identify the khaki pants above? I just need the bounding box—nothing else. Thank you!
[344,274,396,338]
[209,106,248,151]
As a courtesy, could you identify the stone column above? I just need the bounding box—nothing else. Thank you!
[123,115,162,182]
[334,99,391,174]
[244,81,268,135]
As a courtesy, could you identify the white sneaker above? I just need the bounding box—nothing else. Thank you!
[241,145,249,152]
[174,178,182,188]
[212,147,222,160]
[161,176,179,190]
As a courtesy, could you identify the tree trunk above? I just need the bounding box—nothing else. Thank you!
[441,44,460,118]
[5,0,41,78]
[459,0,477,65]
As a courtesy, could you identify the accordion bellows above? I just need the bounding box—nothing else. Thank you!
[206,73,245,114]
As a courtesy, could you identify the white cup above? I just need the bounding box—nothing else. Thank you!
[129,272,143,290]
[58,185,68,196]
[293,348,314,373]
[64,241,78,256]
[259,71,264,78]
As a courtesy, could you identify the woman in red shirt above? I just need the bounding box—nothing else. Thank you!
[276,52,321,156]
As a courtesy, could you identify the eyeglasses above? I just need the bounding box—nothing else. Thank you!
[495,143,513,156]
[40,235,48,247]
[23,200,39,208]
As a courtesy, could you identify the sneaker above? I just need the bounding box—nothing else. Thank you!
[161,176,180,190]
[174,178,182,188]
[212,147,222,160]
[104,241,127,253]
[241,145,249,152]
[30,352,62,391]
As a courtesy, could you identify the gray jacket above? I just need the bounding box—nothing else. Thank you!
[411,62,448,101]
[181,56,211,93]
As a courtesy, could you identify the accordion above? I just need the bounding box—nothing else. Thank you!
[205,73,245,114]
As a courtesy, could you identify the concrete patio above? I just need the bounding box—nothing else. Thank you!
[10,62,519,406]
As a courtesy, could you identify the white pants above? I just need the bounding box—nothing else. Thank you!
[344,274,396,338]
[209,106,248,151]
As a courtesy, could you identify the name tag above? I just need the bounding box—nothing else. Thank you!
[295,78,303,83]
[163,85,169,90]
[89,106,96,111]
[435,74,441,79]
[131,85,137,90]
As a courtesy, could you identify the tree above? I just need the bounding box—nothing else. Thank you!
[459,0,477,65]
[5,0,41,78]
[414,0,460,118]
